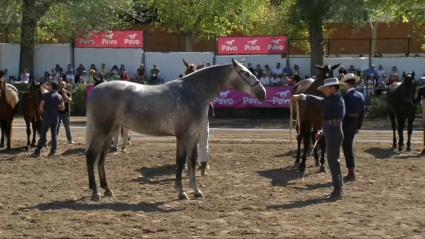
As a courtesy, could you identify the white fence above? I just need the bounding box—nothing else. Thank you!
[144,52,214,81]
[0,43,424,80]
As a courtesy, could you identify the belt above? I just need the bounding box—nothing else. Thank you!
[346,113,359,118]
[323,119,342,126]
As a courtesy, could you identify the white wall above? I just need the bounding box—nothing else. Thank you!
[0,43,20,78]
[75,48,143,77]
[324,57,370,72]
[144,52,214,81]
[34,44,72,79]
[372,57,425,78]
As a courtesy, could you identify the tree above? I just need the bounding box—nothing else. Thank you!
[18,0,134,75]
[145,0,268,51]
[0,0,21,43]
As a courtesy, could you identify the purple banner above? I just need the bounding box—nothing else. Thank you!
[213,86,294,108]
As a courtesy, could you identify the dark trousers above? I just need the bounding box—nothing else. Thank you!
[57,113,72,141]
[36,120,58,153]
[342,119,357,169]
[324,124,344,190]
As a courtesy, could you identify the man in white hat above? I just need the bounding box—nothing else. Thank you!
[292,78,345,200]
[340,73,365,181]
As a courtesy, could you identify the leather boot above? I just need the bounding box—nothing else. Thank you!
[344,169,356,182]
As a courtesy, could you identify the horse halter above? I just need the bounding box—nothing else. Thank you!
[235,68,260,87]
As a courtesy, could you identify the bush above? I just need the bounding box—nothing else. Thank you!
[70,84,87,116]
[367,95,388,118]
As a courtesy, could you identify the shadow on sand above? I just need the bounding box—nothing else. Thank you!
[365,147,423,160]
[27,199,181,213]
[267,197,334,210]
[131,164,176,185]
[61,148,85,156]
[257,166,301,186]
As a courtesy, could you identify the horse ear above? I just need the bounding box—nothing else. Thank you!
[331,63,341,71]
[182,59,189,67]
[412,71,415,79]
[232,58,240,68]
[403,71,406,78]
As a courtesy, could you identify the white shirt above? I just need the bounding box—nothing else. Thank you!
[273,67,283,75]
[260,76,270,86]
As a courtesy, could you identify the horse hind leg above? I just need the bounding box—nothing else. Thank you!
[299,125,311,175]
[31,120,38,147]
[397,117,406,152]
[98,140,114,197]
[25,120,31,150]
[86,137,105,201]
[312,129,319,167]
[319,138,326,173]
[389,112,397,150]
[406,115,414,152]
[295,133,302,167]
[5,120,12,150]
[0,122,4,148]
[175,137,189,200]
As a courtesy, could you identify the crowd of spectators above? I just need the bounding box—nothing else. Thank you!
[245,62,301,87]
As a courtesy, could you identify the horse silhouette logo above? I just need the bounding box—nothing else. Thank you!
[220,90,231,98]
[276,90,290,98]
[127,33,137,40]
[103,32,114,40]
[271,39,282,45]
[225,40,235,45]
[247,39,258,45]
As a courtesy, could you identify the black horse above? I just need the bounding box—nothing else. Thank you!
[386,72,417,151]
[292,64,340,175]
[22,81,43,150]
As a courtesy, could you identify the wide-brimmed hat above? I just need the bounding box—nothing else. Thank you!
[318,78,345,91]
[340,73,360,84]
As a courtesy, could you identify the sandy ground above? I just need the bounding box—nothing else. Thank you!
[0,119,424,238]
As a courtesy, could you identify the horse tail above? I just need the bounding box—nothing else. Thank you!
[290,100,293,143]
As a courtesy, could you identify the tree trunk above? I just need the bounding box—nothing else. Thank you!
[370,21,378,66]
[308,18,324,76]
[19,1,38,76]
[184,33,194,52]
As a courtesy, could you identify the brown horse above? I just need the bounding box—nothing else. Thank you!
[22,81,44,150]
[292,64,340,175]
[183,59,204,75]
[0,74,18,149]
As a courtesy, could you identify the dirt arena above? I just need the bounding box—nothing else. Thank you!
[0,119,424,238]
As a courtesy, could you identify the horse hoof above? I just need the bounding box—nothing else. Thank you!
[178,192,189,200]
[91,192,101,201]
[406,147,411,152]
[315,161,320,167]
[104,189,114,197]
[319,165,326,173]
[194,191,204,199]
[293,161,300,168]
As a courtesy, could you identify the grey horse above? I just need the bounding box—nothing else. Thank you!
[85,59,266,201]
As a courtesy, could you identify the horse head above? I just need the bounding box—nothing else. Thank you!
[402,72,417,106]
[231,59,266,101]
[314,64,340,79]
[183,59,200,76]
[29,80,43,102]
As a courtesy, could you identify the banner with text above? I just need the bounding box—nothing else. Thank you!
[76,31,144,48]
[213,86,293,109]
[217,36,288,55]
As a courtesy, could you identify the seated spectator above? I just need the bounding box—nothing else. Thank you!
[255,64,263,77]
[150,64,161,85]
[270,74,281,86]
[79,70,88,84]
[205,62,212,67]
[67,64,73,73]
[77,64,86,75]
[273,63,283,77]
[119,64,126,80]
[364,64,379,84]
[65,70,74,84]
[388,73,399,85]
[110,65,120,81]
[90,64,97,72]
[263,65,272,77]
[136,64,147,84]
[260,74,270,86]
[55,64,63,74]
[282,61,293,76]
[99,63,109,79]
[293,64,300,76]
[247,63,255,74]
[20,68,30,83]
[377,65,386,83]
[348,65,357,74]
[338,66,347,78]
[281,73,290,86]
[390,65,398,77]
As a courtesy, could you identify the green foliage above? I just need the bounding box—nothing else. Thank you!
[70,84,87,116]
[368,95,388,118]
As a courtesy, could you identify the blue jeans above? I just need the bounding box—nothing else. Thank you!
[57,113,72,141]
[36,120,58,153]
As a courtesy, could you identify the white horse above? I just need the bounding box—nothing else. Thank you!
[85,59,266,201]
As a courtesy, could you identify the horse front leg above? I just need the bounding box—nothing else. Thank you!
[188,142,204,199]
[406,115,414,152]
[299,124,311,175]
[0,123,4,148]
[31,121,38,147]
[86,139,102,201]
[5,120,12,150]
[25,121,31,151]
[397,117,406,152]
[389,112,397,150]
[319,137,326,173]
[312,129,319,167]
[175,138,189,200]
